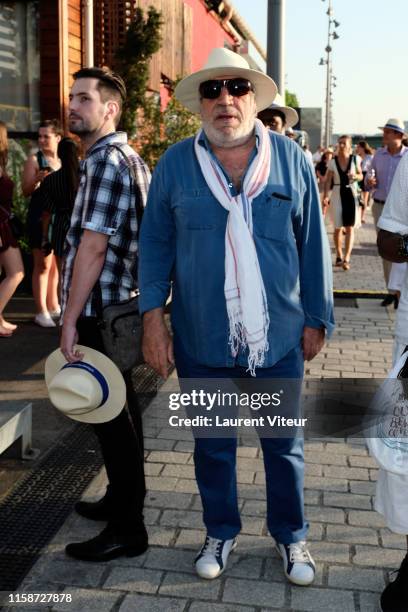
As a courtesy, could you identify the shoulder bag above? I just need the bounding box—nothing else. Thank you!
[95,144,144,372]
[96,287,143,373]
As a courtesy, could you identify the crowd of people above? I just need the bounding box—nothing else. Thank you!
[1,80,400,329]
[0,120,80,334]
[309,121,407,318]
[1,48,407,611]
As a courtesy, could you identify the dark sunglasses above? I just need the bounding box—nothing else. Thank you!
[199,78,254,100]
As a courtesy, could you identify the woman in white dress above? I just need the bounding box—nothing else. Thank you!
[323,135,363,270]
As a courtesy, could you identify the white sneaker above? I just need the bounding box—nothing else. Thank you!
[49,308,61,319]
[276,540,315,586]
[34,312,56,328]
[195,535,237,579]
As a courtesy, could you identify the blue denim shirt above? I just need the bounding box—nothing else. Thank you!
[139,131,334,368]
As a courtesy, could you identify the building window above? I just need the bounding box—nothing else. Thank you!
[0,1,40,132]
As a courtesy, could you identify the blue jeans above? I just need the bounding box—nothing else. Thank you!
[174,341,308,544]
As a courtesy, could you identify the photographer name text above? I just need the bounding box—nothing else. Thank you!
[169,415,307,427]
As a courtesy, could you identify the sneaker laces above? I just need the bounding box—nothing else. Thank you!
[288,541,310,563]
[201,536,222,558]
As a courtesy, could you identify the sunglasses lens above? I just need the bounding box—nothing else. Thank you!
[199,79,253,99]
[199,81,222,99]
[227,79,252,96]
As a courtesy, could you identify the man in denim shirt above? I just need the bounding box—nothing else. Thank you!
[139,48,334,585]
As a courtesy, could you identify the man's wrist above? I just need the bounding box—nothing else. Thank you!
[143,307,165,322]
[62,312,78,326]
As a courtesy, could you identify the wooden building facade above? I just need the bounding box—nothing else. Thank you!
[0,0,240,137]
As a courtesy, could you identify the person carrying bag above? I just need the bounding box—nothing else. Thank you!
[58,67,151,563]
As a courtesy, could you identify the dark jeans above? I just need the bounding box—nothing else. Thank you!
[77,317,146,538]
[174,340,307,544]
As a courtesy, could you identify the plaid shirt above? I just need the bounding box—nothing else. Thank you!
[61,132,151,318]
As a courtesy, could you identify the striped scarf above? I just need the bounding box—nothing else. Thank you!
[194,118,271,375]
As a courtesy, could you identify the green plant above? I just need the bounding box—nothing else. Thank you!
[113,7,200,169]
[139,86,201,169]
[115,6,163,137]
[285,90,299,108]
[162,91,202,145]
[8,139,30,251]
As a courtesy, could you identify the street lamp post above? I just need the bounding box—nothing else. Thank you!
[319,0,340,147]
[325,7,332,148]
[329,74,337,135]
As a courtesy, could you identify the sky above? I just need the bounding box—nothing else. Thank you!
[231,0,408,136]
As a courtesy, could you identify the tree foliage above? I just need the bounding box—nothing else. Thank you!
[285,90,299,108]
[114,6,163,136]
[114,8,201,168]
[8,139,31,251]
[139,82,201,169]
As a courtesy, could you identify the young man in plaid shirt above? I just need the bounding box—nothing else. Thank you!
[60,67,151,561]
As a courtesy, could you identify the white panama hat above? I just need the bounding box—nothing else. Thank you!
[175,47,277,114]
[378,118,406,135]
[258,93,299,129]
[45,345,126,424]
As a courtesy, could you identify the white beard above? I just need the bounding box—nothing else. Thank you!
[202,115,256,149]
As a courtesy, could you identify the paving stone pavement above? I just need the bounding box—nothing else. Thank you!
[8,209,405,612]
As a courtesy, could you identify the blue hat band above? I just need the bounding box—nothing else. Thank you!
[61,361,109,407]
[385,123,404,133]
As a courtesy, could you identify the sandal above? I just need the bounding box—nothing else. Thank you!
[335,257,343,267]
[342,260,351,271]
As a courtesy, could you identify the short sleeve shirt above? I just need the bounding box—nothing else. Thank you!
[61,132,151,317]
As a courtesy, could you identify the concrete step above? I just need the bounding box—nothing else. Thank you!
[0,402,39,460]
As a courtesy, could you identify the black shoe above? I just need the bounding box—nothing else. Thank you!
[394,295,399,310]
[75,497,111,521]
[381,295,395,307]
[380,553,408,611]
[65,525,148,562]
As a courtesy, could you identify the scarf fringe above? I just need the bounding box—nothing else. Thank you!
[247,344,269,377]
[229,311,270,377]
[228,312,246,357]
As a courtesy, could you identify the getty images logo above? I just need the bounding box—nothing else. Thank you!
[168,389,283,411]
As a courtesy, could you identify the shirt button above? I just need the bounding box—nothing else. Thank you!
[228,183,233,188]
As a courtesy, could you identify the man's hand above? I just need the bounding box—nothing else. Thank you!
[60,321,83,363]
[302,326,325,361]
[142,308,174,379]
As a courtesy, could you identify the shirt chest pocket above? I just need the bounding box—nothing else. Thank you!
[253,194,292,241]
[178,188,227,230]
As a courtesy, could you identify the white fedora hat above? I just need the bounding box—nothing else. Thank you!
[175,47,277,114]
[378,118,406,135]
[258,98,299,129]
[45,345,126,424]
